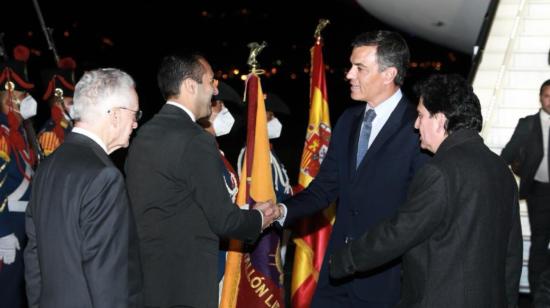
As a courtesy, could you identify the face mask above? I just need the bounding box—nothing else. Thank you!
[213,106,235,137]
[19,95,38,120]
[267,116,282,139]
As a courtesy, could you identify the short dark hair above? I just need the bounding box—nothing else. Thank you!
[351,30,410,86]
[415,74,482,134]
[540,79,550,96]
[157,53,206,100]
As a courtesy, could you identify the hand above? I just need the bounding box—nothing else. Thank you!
[253,200,278,230]
[329,244,356,280]
[0,233,20,265]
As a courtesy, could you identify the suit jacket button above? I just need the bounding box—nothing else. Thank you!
[345,236,353,244]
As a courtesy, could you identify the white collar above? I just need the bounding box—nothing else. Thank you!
[72,127,108,153]
[166,101,196,122]
[366,89,402,117]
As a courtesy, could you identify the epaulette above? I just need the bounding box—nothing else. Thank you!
[0,134,9,163]
[38,131,61,157]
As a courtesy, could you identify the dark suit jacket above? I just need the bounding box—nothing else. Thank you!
[331,129,523,308]
[284,97,429,303]
[501,112,544,199]
[24,132,141,308]
[125,104,262,308]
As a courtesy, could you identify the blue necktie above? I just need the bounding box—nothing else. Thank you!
[356,109,376,168]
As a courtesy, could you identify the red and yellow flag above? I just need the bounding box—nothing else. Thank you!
[291,38,335,308]
[220,73,284,308]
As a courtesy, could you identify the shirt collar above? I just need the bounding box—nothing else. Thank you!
[167,101,196,122]
[366,89,402,116]
[72,127,108,153]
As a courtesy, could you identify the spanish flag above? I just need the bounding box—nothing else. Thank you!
[220,73,284,308]
[291,37,334,308]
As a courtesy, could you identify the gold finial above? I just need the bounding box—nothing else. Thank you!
[247,41,267,73]
[314,19,330,43]
[54,88,64,100]
[4,81,14,92]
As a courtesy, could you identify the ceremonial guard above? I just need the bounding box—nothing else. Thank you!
[238,92,293,202]
[0,45,37,308]
[38,57,76,156]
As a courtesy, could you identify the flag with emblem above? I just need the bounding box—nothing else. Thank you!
[220,72,284,308]
[291,33,334,308]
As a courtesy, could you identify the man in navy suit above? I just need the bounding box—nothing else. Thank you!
[277,30,429,307]
[330,74,522,307]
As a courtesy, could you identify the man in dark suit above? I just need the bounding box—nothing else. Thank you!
[24,68,143,307]
[276,31,429,307]
[125,53,277,308]
[501,79,550,295]
[330,74,523,307]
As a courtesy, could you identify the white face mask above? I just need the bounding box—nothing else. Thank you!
[213,106,235,137]
[267,116,282,139]
[19,95,38,120]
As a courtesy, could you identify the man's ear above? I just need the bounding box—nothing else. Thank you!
[109,108,119,128]
[436,113,447,133]
[382,67,398,85]
[182,78,197,96]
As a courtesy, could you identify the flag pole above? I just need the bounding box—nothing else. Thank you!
[291,19,334,308]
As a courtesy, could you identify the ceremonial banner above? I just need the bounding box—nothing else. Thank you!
[221,73,284,308]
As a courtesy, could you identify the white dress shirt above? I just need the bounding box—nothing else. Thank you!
[364,89,403,148]
[534,109,550,183]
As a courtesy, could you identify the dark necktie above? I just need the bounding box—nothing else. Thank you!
[356,109,376,168]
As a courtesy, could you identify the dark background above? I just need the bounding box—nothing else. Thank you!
[1,0,472,182]
[5,1,536,306]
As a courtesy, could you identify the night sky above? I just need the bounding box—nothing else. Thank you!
[2,0,472,180]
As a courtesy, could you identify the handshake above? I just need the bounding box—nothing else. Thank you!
[253,200,285,230]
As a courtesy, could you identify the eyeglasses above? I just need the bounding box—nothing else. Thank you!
[110,107,142,121]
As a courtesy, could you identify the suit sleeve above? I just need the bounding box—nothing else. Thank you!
[506,188,522,307]
[24,193,41,308]
[80,168,129,308]
[500,118,528,168]
[330,164,445,278]
[283,122,341,227]
[184,133,261,242]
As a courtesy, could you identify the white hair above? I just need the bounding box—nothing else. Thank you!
[71,68,135,123]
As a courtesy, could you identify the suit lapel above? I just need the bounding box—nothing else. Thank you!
[531,114,544,158]
[348,107,366,178]
[355,97,409,174]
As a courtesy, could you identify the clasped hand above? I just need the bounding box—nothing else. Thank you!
[253,200,283,230]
